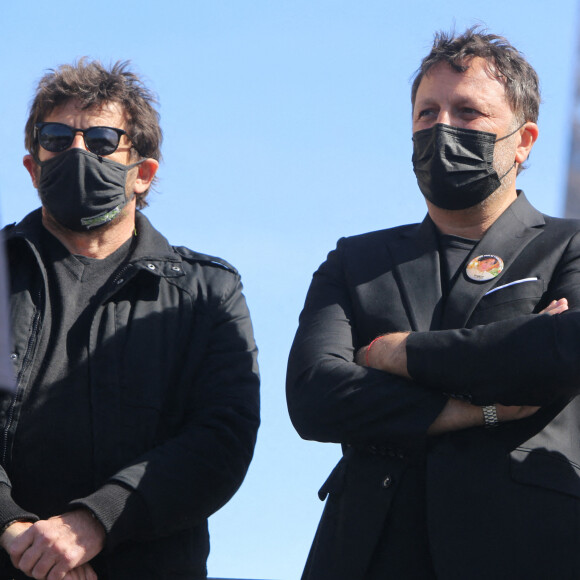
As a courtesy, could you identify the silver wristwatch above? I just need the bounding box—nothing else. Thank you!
[482,404,499,428]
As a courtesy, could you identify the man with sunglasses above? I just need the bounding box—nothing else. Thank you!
[0,60,260,580]
[288,28,580,580]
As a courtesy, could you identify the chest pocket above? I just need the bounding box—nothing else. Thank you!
[469,278,544,325]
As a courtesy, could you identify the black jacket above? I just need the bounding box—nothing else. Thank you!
[0,209,260,579]
[287,193,580,580]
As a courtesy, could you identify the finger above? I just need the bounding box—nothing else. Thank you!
[47,550,84,579]
[47,559,78,580]
[8,528,35,565]
[522,405,541,417]
[63,567,87,580]
[15,546,44,576]
[32,555,58,580]
[549,303,568,315]
[85,563,98,580]
[48,565,74,580]
[540,298,568,315]
[68,564,95,580]
[540,299,558,313]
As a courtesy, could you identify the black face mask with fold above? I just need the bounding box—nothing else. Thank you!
[37,148,143,232]
[412,123,520,210]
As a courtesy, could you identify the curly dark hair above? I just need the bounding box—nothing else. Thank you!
[25,58,162,208]
[411,27,540,125]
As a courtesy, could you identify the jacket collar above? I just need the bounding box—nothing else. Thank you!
[440,191,544,329]
[386,215,444,332]
[385,191,544,331]
[5,208,184,279]
[129,211,181,264]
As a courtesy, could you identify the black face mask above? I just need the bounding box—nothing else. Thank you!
[37,148,143,232]
[412,123,519,210]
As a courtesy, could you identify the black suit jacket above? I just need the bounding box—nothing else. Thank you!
[287,193,580,580]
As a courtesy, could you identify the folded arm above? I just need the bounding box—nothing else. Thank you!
[354,299,570,432]
[287,243,448,448]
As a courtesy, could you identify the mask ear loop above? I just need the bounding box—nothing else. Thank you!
[126,158,148,203]
[498,161,517,181]
[495,123,527,180]
[126,158,146,170]
[495,122,526,142]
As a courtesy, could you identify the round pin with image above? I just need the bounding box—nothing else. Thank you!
[466,254,504,281]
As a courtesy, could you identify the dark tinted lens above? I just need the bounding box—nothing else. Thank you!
[84,127,121,156]
[38,124,74,152]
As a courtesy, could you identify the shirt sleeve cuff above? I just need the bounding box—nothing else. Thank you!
[69,482,153,549]
[0,482,38,531]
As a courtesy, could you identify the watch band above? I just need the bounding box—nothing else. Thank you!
[482,404,499,428]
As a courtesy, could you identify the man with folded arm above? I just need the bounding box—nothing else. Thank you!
[287,28,580,580]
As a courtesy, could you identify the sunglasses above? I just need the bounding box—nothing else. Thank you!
[34,122,134,157]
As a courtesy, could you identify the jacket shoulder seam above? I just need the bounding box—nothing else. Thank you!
[173,246,238,275]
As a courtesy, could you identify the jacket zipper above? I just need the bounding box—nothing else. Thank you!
[111,264,131,288]
[2,290,43,466]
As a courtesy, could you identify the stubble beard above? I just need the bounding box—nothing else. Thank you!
[474,127,519,213]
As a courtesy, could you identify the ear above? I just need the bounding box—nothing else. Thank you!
[515,122,539,165]
[23,155,40,188]
[133,158,159,194]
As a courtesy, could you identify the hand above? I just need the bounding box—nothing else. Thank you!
[495,403,540,422]
[540,298,568,315]
[355,332,411,378]
[0,520,34,553]
[428,398,540,435]
[6,510,104,580]
[62,562,98,580]
[1,520,98,580]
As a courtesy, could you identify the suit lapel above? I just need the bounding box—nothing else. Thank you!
[387,216,444,331]
[441,192,545,329]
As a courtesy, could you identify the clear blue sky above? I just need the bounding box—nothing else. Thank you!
[1,2,578,578]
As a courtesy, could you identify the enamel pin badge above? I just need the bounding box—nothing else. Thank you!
[466,254,504,281]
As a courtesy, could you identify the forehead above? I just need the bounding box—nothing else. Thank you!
[43,99,128,128]
[414,57,511,110]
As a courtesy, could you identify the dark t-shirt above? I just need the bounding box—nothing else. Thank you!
[10,229,132,517]
[438,232,478,296]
